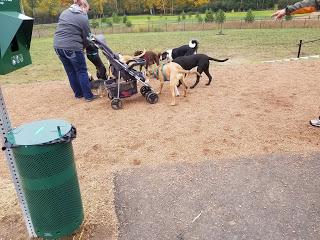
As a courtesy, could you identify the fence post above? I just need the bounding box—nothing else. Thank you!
[202,21,204,30]
[304,18,307,28]
[297,40,303,58]
[240,20,242,29]
[166,22,168,32]
[184,21,185,31]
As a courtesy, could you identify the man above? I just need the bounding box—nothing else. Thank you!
[54,0,97,102]
[272,0,320,127]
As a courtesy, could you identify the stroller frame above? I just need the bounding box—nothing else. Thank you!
[88,34,159,110]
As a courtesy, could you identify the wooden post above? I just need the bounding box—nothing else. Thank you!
[297,40,303,58]
[304,18,307,28]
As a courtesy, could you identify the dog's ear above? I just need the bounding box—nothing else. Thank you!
[134,50,142,56]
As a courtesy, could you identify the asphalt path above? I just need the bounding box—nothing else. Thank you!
[114,153,320,240]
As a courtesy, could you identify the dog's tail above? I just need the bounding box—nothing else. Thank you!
[208,57,229,62]
[177,69,201,77]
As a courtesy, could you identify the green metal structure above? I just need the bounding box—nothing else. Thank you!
[0,1,84,238]
[6,119,84,239]
[0,0,33,75]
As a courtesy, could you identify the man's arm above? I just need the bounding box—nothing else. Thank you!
[272,0,320,19]
[79,15,91,48]
[286,0,319,15]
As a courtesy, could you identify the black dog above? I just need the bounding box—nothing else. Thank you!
[161,40,199,61]
[173,54,228,89]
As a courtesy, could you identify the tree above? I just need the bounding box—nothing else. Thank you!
[91,0,108,18]
[245,9,255,23]
[112,12,121,23]
[204,9,214,22]
[215,9,226,34]
[194,0,209,7]
[123,14,128,23]
[91,19,99,34]
[181,10,186,20]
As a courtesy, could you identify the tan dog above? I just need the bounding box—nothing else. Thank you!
[150,62,201,106]
[118,49,146,65]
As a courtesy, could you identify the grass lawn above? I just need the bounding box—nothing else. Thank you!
[98,10,276,25]
[0,28,319,84]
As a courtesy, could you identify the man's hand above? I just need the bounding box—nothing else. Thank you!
[272,9,287,19]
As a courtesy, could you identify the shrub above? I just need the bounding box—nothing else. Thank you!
[123,15,128,23]
[125,20,132,27]
[245,9,255,23]
[285,14,293,21]
[101,17,107,24]
[197,14,203,23]
[112,13,121,23]
[90,19,99,29]
[106,19,113,27]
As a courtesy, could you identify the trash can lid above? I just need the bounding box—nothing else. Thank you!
[7,119,73,146]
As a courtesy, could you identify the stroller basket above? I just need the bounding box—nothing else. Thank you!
[106,79,137,99]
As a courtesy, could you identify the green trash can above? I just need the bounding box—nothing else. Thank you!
[6,119,84,239]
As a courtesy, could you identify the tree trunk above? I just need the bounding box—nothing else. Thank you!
[171,0,174,15]
[162,1,166,15]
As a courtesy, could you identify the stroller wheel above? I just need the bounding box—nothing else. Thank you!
[146,92,159,104]
[111,98,123,110]
[140,86,151,97]
[107,91,113,100]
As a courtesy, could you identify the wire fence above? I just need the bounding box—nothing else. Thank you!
[297,38,320,58]
[32,17,320,38]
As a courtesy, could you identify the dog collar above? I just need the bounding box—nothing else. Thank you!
[161,64,168,82]
[151,68,159,78]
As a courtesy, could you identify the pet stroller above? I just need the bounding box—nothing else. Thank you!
[87,34,159,110]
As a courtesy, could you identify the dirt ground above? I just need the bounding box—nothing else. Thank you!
[0,59,319,239]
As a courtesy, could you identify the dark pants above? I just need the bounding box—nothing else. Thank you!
[55,48,93,100]
[87,52,107,80]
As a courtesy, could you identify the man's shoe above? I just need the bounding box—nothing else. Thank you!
[85,95,99,102]
[310,118,320,127]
